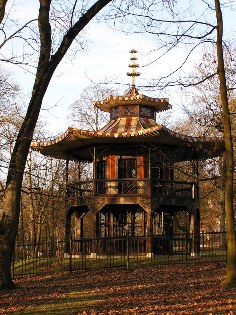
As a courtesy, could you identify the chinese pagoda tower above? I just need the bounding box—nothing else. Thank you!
[32,50,224,256]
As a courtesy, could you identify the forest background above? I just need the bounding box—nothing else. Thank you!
[0,0,235,288]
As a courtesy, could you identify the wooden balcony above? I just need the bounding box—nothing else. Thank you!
[66,178,199,208]
[151,179,199,207]
[152,179,199,199]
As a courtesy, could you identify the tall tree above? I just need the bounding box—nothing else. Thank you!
[214,0,236,286]
[0,0,112,289]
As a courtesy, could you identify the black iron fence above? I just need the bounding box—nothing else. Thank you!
[12,231,227,277]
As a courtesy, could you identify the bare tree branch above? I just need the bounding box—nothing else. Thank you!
[70,0,78,27]
[0,19,38,50]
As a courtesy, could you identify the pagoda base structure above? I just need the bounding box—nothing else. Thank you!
[31,65,224,258]
[64,175,201,257]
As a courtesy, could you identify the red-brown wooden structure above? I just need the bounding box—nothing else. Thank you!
[31,50,224,256]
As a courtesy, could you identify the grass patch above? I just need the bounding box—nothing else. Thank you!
[12,250,226,277]
[17,292,104,315]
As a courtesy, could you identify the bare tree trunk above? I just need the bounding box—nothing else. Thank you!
[214,0,236,287]
[0,0,7,24]
[219,156,226,247]
[0,0,112,289]
[0,183,20,288]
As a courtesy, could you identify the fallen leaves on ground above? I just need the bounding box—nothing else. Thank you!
[0,263,235,314]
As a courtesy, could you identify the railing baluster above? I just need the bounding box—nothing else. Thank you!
[66,178,199,203]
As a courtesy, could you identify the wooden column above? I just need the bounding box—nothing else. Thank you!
[65,158,70,253]
[110,211,113,237]
[148,148,151,197]
[146,212,153,256]
[189,209,200,256]
[93,147,97,196]
[65,214,71,253]
[146,147,153,256]
[90,213,97,258]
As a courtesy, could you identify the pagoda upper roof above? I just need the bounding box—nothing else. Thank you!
[31,117,224,161]
[95,86,171,113]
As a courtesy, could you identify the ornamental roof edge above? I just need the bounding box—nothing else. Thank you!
[31,122,224,151]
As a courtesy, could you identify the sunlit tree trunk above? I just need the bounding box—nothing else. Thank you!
[0,0,112,289]
[214,0,236,287]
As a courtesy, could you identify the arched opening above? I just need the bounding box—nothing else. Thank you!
[65,205,89,253]
[152,208,190,254]
[96,204,147,237]
[96,204,147,254]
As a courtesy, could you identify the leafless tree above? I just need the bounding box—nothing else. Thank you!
[0,0,113,289]
[69,84,118,131]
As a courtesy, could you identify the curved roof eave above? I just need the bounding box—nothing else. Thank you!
[95,94,171,112]
[31,126,225,161]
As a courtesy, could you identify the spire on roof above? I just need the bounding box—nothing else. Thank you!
[127,49,140,87]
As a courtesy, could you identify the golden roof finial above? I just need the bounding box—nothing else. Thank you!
[127,49,140,86]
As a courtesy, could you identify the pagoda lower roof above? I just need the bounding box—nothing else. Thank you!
[31,117,225,161]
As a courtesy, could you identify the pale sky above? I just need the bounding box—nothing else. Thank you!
[1,0,236,136]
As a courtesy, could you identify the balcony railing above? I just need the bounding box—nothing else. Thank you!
[152,179,198,199]
[96,178,148,195]
[67,178,198,200]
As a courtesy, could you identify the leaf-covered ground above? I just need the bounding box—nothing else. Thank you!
[1,263,235,314]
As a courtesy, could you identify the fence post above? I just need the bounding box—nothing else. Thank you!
[202,230,204,252]
[125,227,130,270]
[69,236,72,273]
[185,229,188,266]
